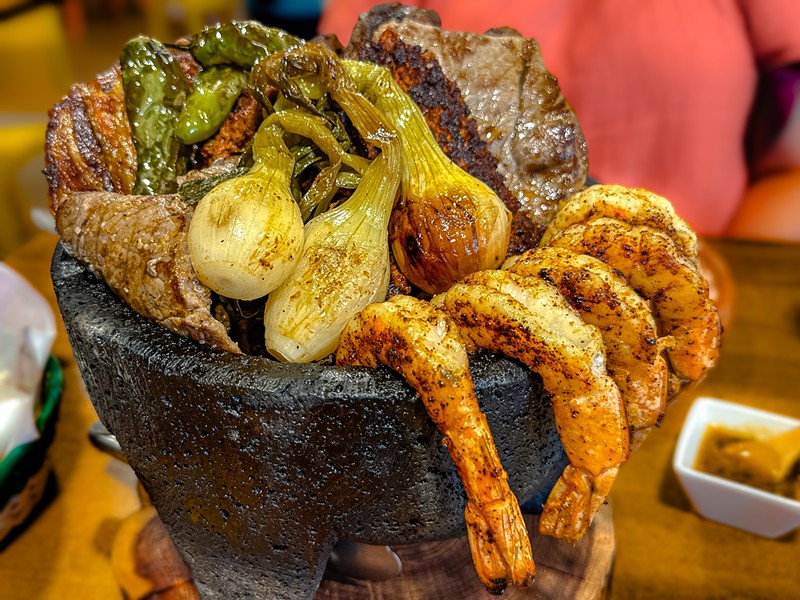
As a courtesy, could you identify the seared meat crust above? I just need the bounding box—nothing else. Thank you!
[56,191,240,353]
[45,48,239,354]
[346,4,588,251]
[355,29,538,255]
[357,29,511,203]
[45,49,201,214]
[196,91,264,168]
[45,66,137,213]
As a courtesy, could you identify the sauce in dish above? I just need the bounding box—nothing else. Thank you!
[695,424,800,501]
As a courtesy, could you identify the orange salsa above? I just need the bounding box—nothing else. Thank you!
[694,424,800,501]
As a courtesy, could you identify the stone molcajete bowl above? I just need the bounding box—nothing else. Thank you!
[51,245,567,600]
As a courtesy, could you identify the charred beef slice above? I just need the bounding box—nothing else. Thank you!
[346,3,588,253]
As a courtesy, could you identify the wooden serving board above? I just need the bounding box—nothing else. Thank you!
[113,505,614,600]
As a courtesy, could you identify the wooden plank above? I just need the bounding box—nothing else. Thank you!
[114,505,613,600]
[317,506,613,599]
[112,506,198,600]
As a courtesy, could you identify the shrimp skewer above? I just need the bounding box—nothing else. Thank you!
[336,295,535,594]
[432,270,629,543]
[546,218,721,383]
[504,247,670,447]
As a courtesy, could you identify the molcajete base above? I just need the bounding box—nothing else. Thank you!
[51,245,567,600]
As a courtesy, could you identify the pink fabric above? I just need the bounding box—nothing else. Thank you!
[318,0,800,236]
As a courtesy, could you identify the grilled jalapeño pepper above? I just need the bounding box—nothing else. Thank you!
[121,36,189,195]
[188,21,303,69]
[176,66,248,144]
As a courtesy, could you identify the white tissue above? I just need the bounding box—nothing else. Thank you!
[0,263,56,461]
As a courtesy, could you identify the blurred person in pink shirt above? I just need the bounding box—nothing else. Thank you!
[318,1,800,241]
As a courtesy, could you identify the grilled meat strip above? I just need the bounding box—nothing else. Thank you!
[45,66,137,213]
[56,190,240,354]
[346,3,588,252]
[45,47,260,353]
[195,91,264,169]
[45,49,202,214]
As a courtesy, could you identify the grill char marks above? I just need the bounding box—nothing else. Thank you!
[55,191,241,354]
[45,49,202,215]
[357,29,513,210]
[196,92,264,168]
[345,4,588,253]
[45,66,137,214]
[353,29,534,254]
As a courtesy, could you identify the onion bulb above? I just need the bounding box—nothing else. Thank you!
[187,120,304,300]
[344,60,512,295]
[387,146,512,295]
[263,144,400,363]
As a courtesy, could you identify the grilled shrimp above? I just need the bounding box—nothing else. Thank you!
[504,247,670,447]
[546,218,721,383]
[336,295,535,593]
[540,184,698,261]
[432,270,629,543]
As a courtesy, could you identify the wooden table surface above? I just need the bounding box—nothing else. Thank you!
[1,232,799,599]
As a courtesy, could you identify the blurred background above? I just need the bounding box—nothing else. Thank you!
[0,0,324,260]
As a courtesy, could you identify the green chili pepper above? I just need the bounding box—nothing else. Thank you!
[121,36,189,195]
[188,21,303,69]
[176,66,248,145]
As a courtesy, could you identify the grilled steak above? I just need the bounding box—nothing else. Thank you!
[55,190,240,354]
[346,3,588,251]
[45,66,137,213]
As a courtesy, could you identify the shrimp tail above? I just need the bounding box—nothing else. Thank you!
[443,419,535,589]
[465,502,512,594]
[538,465,617,543]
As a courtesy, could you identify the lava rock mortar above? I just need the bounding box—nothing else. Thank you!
[51,245,567,599]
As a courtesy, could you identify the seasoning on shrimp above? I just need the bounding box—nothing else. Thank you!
[546,218,721,384]
[432,269,630,543]
[504,247,670,447]
[336,295,536,594]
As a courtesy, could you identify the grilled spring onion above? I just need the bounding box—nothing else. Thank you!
[254,48,401,362]
[270,109,370,221]
[187,119,304,301]
[343,59,512,295]
[263,146,399,362]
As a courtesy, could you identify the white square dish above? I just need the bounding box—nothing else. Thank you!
[673,396,800,538]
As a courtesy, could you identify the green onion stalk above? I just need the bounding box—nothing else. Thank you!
[254,45,402,362]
